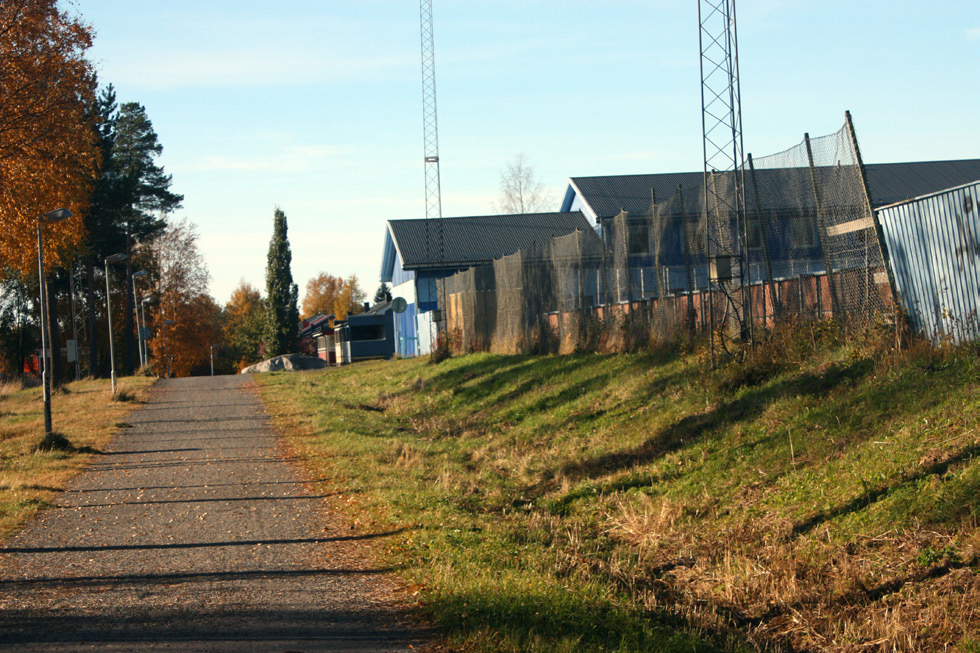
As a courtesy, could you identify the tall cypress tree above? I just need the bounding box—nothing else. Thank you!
[264,208,299,356]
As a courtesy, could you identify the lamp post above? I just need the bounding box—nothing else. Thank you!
[210,344,218,376]
[141,297,154,367]
[132,270,148,367]
[163,319,174,379]
[37,208,73,435]
[105,252,128,395]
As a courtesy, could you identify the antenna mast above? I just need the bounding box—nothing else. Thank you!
[698,0,750,362]
[420,0,443,224]
[420,0,444,354]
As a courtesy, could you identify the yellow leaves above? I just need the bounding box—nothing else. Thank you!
[148,294,222,378]
[0,0,98,276]
[301,272,365,321]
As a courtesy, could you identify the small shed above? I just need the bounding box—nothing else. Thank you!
[333,302,395,364]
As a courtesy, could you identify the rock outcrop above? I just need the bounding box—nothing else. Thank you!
[240,354,328,374]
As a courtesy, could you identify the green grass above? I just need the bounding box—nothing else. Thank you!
[258,334,980,651]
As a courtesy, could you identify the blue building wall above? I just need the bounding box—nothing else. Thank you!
[393,303,418,357]
[391,251,415,287]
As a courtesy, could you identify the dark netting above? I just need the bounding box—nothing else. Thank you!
[749,120,890,329]
[551,229,603,353]
[438,265,495,353]
[492,250,524,354]
[644,186,707,343]
[603,211,632,306]
[521,242,558,353]
[431,116,890,355]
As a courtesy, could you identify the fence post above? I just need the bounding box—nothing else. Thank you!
[705,172,716,368]
[845,110,900,323]
[746,154,777,326]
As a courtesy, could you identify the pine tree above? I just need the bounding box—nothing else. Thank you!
[373,283,392,305]
[84,90,182,377]
[264,208,299,357]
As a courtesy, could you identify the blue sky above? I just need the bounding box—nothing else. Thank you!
[69,1,980,305]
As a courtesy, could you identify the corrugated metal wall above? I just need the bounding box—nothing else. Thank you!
[877,181,980,344]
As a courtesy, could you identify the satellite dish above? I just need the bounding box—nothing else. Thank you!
[391,297,408,313]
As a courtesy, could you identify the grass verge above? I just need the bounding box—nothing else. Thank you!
[257,333,980,652]
[0,376,156,540]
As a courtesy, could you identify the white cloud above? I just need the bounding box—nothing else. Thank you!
[968,27,980,41]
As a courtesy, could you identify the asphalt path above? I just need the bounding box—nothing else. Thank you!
[0,375,431,652]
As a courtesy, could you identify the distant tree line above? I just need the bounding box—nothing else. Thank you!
[0,0,367,380]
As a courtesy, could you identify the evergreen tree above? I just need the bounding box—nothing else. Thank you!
[264,208,299,356]
[373,283,392,305]
[84,89,182,377]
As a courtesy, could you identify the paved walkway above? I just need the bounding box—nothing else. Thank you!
[0,375,430,652]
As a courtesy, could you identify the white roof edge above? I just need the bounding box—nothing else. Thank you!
[875,179,980,213]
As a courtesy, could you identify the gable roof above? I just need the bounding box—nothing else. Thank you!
[383,211,593,275]
[298,313,333,338]
[564,159,980,221]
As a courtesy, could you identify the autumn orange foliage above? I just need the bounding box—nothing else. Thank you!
[145,218,221,377]
[301,272,365,322]
[224,280,266,370]
[0,0,99,276]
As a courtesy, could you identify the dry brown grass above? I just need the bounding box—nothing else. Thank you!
[593,509,980,651]
[0,375,156,540]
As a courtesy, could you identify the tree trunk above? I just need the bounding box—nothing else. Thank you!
[124,235,134,376]
[86,257,100,377]
[46,276,62,386]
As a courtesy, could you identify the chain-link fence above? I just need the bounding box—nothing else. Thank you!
[438,117,893,356]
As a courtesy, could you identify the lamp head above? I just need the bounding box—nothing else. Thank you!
[41,208,73,224]
[163,319,174,325]
[133,269,149,278]
[105,253,128,264]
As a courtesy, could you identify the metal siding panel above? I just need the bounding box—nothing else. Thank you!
[879,181,980,343]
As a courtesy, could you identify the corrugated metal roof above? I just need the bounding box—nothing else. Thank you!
[388,211,594,269]
[866,160,980,206]
[570,159,980,220]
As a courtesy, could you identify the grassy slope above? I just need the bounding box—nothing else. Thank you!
[258,335,980,652]
[0,376,156,539]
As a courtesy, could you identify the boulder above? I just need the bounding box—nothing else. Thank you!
[240,354,328,374]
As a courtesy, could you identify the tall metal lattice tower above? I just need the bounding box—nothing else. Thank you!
[698,0,751,361]
[420,0,444,352]
[420,0,442,225]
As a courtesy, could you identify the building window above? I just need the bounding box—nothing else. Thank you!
[628,222,650,255]
[351,324,385,341]
[790,217,817,249]
[745,219,763,250]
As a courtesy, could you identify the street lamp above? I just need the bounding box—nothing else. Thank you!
[132,270,148,367]
[141,297,154,367]
[105,252,128,395]
[37,208,73,435]
[163,319,174,379]
[210,344,218,376]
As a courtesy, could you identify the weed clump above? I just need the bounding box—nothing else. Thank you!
[35,431,73,453]
[112,389,137,402]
